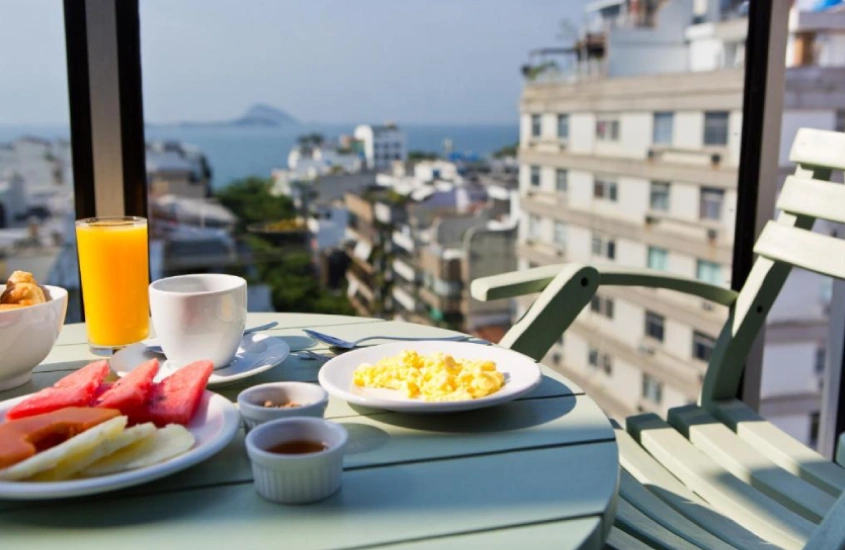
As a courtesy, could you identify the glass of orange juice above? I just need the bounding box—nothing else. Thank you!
[75,217,150,354]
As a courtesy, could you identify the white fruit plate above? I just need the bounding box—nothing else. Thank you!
[0,390,239,499]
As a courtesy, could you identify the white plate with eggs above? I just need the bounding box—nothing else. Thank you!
[317,341,542,413]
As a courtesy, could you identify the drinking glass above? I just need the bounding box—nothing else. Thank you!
[75,216,150,354]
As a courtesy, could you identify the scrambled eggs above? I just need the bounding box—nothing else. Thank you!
[353,350,505,402]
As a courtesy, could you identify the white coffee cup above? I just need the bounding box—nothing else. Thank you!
[149,274,247,368]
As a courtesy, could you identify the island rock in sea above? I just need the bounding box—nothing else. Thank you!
[231,104,300,127]
[160,104,300,128]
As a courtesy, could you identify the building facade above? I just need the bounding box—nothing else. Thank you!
[515,0,845,444]
[354,124,407,171]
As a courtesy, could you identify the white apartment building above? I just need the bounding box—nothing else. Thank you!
[354,123,407,171]
[516,0,845,445]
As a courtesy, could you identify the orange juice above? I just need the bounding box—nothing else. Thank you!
[76,217,149,350]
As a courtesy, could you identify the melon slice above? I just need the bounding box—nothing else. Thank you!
[0,407,121,472]
[142,360,213,427]
[82,424,195,476]
[5,361,111,420]
[0,416,127,481]
[31,422,156,481]
[94,359,159,424]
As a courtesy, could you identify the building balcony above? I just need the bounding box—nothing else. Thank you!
[418,286,463,314]
[345,193,375,224]
[391,285,416,313]
[393,257,419,283]
[392,230,415,253]
[518,147,738,189]
[520,194,733,264]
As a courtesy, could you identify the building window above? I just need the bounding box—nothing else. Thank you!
[591,295,614,319]
[645,311,665,341]
[602,354,613,375]
[810,411,821,449]
[700,187,724,220]
[557,114,569,139]
[693,331,716,362]
[554,221,567,247]
[592,235,603,256]
[837,110,845,133]
[528,215,540,240]
[594,177,618,202]
[531,114,541,138]
[696,260,721,285]
[596,115,620,141]
[593,235,615,260]
[703,111,729,146]
[815,348,826,376]
[653,112,674,145]
[606,240,616,260]
[647,246,668,271]
[588,347,599,367]
[556,169,568,192]
[530,166,540,187]
[642,374,663,404]
[650,181,670,212]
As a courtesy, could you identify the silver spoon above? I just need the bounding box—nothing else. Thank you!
[145,321,280,356]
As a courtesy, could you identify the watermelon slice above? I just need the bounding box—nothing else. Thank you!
[94,359,159,424]
[5,361,110,421]
[141,360,213,427]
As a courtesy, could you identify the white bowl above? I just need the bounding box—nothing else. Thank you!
[237,382,329,432]
[0,285,68,390]
[245,417,348,504]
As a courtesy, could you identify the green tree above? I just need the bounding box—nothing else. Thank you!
[492,143,518,158]
[215,177,295,232]
[408,150,438,161]
[216,180,353,315]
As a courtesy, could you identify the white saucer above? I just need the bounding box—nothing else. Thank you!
[111,333,290,388]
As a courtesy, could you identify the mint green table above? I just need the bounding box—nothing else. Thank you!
[0,314,619,549]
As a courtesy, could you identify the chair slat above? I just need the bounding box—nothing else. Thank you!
[754,221,845,280]
[616,427,772,549]
[712,400,845,497]
[618,470,738,550]
[605,525,657,550]
[627,414,814,550]
[789,128,845,171]
[777,176,845,225]
[804,490,845,550]
[669,405,835,523]
[614,497,703,550]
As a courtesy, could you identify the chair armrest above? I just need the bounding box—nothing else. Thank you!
[597,265,738,306]
[481,263,599,361]
[472,263,737,306]
[471,264,570,301]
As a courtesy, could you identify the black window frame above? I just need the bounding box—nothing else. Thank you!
[703,111,730,146]
[645,311,665,342]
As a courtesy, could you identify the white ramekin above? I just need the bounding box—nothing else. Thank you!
[245,417,348,504]
[237,382,329,432]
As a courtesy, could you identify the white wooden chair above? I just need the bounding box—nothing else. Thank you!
[470,128,845,549]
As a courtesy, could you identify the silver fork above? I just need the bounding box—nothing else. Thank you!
[302,329,482,349]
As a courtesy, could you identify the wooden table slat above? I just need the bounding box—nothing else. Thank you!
[0,443,618,550]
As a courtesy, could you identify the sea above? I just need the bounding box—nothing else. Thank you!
[0,123,518,191]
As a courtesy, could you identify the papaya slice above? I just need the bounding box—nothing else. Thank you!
[0,407,120,469]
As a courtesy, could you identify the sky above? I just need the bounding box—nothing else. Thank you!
[0,0,590,126]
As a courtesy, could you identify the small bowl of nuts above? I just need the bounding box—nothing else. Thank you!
[237,382,329,431]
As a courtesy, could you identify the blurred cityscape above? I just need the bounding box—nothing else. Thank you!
[1,0,844,448]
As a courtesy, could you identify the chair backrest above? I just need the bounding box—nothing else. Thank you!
[700,128,845,406]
